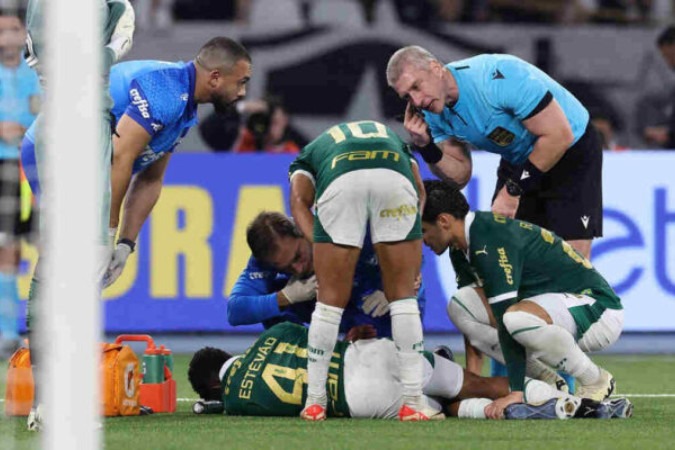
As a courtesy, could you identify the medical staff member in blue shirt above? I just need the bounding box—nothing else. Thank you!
[229,211,427,340]
[102,36,251,287]
[387,46,602,261]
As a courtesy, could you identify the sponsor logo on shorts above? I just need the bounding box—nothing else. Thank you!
[379,204,417,219]
[151,122,163,132]
[130,88,151,119]
[331,150,400,169]
[497,247,514,285]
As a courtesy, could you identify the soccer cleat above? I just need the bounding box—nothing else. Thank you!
[505,397,580,420]
[432,345,455,362]
[603,397,633,419]
[576,368,615,401]
[573,398,605,419]
[300,404,326,421]
[398,404,445,421]
[27,404,44,432]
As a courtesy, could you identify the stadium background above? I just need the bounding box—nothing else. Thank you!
[12,0,675,346]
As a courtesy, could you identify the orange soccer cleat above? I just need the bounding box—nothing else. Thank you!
[300,404,326,421]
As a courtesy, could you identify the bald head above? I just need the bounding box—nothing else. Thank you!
[386,46,439,86]
[196,36,250,72]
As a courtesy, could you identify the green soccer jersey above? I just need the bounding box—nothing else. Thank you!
[221,322,350,417]
[449,211,622,390]
[288,121,418,199]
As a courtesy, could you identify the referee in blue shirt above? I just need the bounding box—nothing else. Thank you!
[387,46,602,260]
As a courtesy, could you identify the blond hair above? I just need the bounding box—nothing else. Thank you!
[386,46,439,86]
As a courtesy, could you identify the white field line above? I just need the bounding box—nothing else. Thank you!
[172,395,675,401]
[2,395,674,405]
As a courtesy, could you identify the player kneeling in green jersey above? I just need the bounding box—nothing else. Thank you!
[421,180,628,419]
[289,120,432,421]
[188,322,632,420]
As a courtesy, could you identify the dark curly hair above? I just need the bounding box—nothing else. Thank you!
[188,347,231,401]
[422,179,470,223]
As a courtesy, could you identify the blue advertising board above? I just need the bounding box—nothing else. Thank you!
[15,152,675,333]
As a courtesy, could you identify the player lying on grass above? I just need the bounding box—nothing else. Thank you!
[228,211,426,340]
[188,322,632,420]
[421,180,625,419]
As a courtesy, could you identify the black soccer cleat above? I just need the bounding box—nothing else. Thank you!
[432,345,455,362]
[573,398,604,419]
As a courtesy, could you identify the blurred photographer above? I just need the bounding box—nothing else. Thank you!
[199,96,307,152]
[233,96,306,153]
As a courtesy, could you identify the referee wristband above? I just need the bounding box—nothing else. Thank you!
[117,238,136,253]
[412,142,443,164]
[515,159,545,194]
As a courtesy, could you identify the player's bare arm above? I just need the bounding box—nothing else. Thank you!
[110,114,152,229]
[403,102,472,188]
[411,161,426,213]
[119,153,171,241]
[430,139,472,189]
[522,98,574,172]
[289,173,315,242]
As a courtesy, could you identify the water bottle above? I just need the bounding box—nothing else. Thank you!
[160,346,174,376]
[192,400,224,415]
[142,349,164,384]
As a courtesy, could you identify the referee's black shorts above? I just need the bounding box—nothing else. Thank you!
[493,123,603,240]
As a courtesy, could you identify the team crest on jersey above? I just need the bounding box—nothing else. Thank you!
[487,127,515,147]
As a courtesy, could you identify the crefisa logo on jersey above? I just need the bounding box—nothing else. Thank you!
[130,88,151,119]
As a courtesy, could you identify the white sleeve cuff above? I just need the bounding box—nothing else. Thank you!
[290,170,315,187]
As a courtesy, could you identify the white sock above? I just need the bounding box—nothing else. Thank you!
[306,302,343,407]
[457,398,491,419]
[523,378,568,405]
[503,311,600,385]
[526,359,562,386]
[423,355,464,400]
[448,288,503,363]
[390,298,425,408]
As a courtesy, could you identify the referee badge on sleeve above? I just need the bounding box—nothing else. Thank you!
[487,127,515,147]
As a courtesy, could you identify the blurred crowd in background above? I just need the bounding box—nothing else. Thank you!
[139,0,674,30]
[4,0,675,155]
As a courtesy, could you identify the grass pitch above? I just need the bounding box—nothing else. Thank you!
[1,354,673,449]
